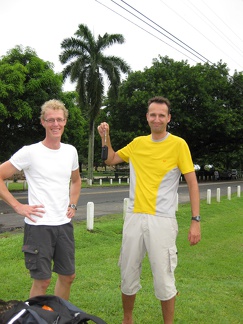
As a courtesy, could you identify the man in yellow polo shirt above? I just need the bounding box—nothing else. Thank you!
[97,96,201,324]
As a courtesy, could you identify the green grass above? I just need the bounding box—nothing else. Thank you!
[5,181,28,191]
[0,195,243,323]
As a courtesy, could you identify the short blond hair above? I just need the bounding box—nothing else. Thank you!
[40,99,69,120]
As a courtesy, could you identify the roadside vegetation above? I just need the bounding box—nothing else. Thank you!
[0,195,242,323]
[5,169,130,191]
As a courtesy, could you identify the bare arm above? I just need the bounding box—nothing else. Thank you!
[97,122,124,165]
[0,161,44,222]
[67,168,81,219]
[184,171,201,246]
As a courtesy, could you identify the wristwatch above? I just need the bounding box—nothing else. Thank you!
[191,216,200,222]
[69,204,77,210]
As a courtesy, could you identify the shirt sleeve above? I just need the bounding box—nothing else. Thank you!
[117,140,135,163]
[9,146,30,171]
[72,147,79,171]
[178,139,195,174]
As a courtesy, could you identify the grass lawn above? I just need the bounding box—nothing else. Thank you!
[0,195,242,323]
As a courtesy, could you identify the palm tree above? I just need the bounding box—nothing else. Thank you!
[59,24,131,183]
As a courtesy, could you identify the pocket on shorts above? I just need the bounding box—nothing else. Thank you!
[22,244,39,270]
[168,246,178,273]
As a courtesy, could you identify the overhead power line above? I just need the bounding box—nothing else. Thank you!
[111,0,213,64]
[96,0,211,64]
[201,0,243,54]
[96,0,243,91]
[159,0,243,70]
[185,0,243,69]
[117,0,213,64]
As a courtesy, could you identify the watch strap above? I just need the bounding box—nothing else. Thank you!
[69,204,77,210]
[191,216,200,222]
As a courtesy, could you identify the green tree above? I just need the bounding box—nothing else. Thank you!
[0,46,63,161]
[107,56,242,169]
[224,70,243,169]
[59,24,131,182]
[0,46,84,163]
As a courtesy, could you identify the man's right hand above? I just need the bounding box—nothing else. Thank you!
[97,122,124,166]
[97,122,109,139]
[14,203,45,222]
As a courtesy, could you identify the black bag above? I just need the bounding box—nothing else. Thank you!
[0,295,107,324]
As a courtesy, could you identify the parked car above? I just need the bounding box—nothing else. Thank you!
[219,170,232,180]
[231,169,238,179]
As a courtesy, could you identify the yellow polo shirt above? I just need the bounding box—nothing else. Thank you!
[117,133,194,217]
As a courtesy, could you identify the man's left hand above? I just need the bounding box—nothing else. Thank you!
[188,222,201,245]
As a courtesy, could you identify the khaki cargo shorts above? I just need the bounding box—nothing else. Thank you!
[119,213,178,301]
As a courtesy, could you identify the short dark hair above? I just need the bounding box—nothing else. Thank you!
[147,96,171,114]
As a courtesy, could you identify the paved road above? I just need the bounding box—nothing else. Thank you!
[0,180,242,233]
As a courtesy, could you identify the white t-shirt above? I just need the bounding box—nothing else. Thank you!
[10,142,79,226]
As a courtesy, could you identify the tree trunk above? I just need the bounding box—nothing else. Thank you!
[87,121,95,184]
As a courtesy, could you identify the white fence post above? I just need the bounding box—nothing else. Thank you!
[237,185,241,197]
[99,179,102,186]
[87,179,92,186]
[227,187,231,200]
[216,188,220,202]
[119,178,121,184]
[207,189,211,204]
[87,202,94,231]
[23,180,28,190]
[127,178,130,184]
[110,179,113,185]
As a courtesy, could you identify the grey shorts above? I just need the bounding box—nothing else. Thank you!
[22,222,75,280]
[119,213,178,301]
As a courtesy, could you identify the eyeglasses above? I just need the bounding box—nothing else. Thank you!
[44,118,66,124]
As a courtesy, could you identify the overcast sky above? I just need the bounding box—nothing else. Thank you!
[1,0,243,92]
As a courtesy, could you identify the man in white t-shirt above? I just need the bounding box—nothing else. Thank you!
[0,99,81,300]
